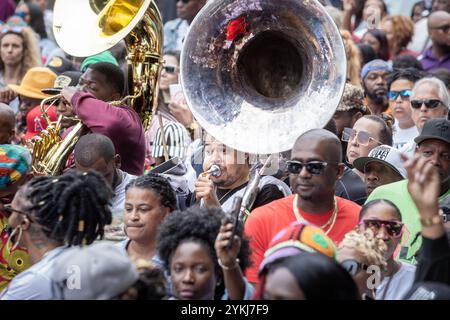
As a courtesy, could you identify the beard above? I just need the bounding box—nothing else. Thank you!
[366,90,387,106]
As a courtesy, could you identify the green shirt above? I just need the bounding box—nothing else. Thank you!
[366,180,450,265]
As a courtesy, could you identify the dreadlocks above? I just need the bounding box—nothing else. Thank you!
[23,170,113,246]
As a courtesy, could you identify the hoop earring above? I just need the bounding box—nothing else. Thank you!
[6,226,23,252]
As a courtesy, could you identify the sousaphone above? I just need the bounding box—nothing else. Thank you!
[181,0,347,155]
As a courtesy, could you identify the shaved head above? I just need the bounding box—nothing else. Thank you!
[293,129,342,164]
[0,103,15,144]
[74,133,115,167]
[428,10,450,27]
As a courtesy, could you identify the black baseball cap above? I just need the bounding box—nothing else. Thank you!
[41,71,82,95]
[415,118,450,146]
[46,55,74,75]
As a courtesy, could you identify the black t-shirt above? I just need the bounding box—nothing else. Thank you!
[335,166,367,205]
[414,234,450,287]
[216,182,285,211]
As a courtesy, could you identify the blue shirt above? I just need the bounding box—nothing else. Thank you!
[163,18,189,52]
[0,246,67,300]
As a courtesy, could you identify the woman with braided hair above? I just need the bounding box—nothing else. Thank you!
[0,170,113,300]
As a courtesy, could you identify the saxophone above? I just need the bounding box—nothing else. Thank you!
[30,0,164,175]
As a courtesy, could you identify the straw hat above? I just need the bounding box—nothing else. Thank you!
[8,67,57,100]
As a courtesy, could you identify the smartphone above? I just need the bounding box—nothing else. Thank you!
[151,157,182,174]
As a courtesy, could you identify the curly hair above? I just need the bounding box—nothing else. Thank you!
[382,15,414,56]
[157,206,252,298]
[341,30,362,86]
[339,229,387,270]
[20,169,113,246]
[125,173,177,211]
[0,26,41,81]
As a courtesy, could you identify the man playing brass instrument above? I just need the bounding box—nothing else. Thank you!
[57,62,146,176]
[195,133,291,213]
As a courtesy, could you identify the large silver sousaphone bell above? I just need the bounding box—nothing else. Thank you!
[181,0,347,154]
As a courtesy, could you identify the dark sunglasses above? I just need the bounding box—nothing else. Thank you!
[163,65,177,74]
[286,160,334,175]
[360,219,404,238]
[432,24,450,33]
[410,99,442,109]
[388,90,411,101]
[341,259,369,276]
[177,0,190,4]
[341,127,382,146]
[1,204,32,220]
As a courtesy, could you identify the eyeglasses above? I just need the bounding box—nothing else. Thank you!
[286,160,335,175]
[410,99,442,109]
[177,0,190,4]
[360,218,404,238]
[1,25,23,34]
[431,25,450,33]
[1,204,31,219]
[388,90,411,101]
[163,65,177,74]
[341,259,369,276]
[341,127,382,146]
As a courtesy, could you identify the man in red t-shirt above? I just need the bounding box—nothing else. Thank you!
[244,129,361,285]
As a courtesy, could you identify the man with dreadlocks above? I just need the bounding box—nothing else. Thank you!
[0,170,113,300]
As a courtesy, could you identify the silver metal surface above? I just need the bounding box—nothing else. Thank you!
[181,0,347,154]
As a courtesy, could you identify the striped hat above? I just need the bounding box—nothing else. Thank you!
[152,121,190,160]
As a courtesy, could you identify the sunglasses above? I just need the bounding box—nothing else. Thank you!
[286,160,335,175]
[410,99,442,109]
[341,127,382,146]
[388,90,411,101]
[1,25,23,34]
[432,25,450,33]
[163,65,177,74]
[177,0,190,3]
[360,218,404,238]
[341,259,369,276]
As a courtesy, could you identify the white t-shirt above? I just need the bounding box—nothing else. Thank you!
[376,262,416,300]
[111,169,137,218]
[393,122,418,150]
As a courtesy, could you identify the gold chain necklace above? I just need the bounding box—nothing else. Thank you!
[292,194,338,235]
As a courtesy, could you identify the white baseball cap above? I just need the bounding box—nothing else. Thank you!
[353,145,407,179]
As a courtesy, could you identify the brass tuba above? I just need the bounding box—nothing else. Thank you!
[180,0,347,155]
[30,0,163,175]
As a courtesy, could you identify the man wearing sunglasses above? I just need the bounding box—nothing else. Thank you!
[368,118,450,264]
[420,10,450,72]
[244,129,361,285]
[0,144,32,291]
[387,68,424,150]
[163,0,207,52]
[401,77,450,158]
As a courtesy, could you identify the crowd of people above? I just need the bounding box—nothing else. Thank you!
[0,0,450,300]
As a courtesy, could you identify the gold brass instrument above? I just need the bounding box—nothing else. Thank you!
[28,96,84,176]
[30,0,163,175]
[181,0,347,155]
[53,0,164,128]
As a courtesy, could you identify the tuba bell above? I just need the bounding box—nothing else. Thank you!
[181,0,347,155]
[30,0,163,175]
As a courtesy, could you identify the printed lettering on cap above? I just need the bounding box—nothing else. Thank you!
[54,75,72,89]
[369,146,391,160]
